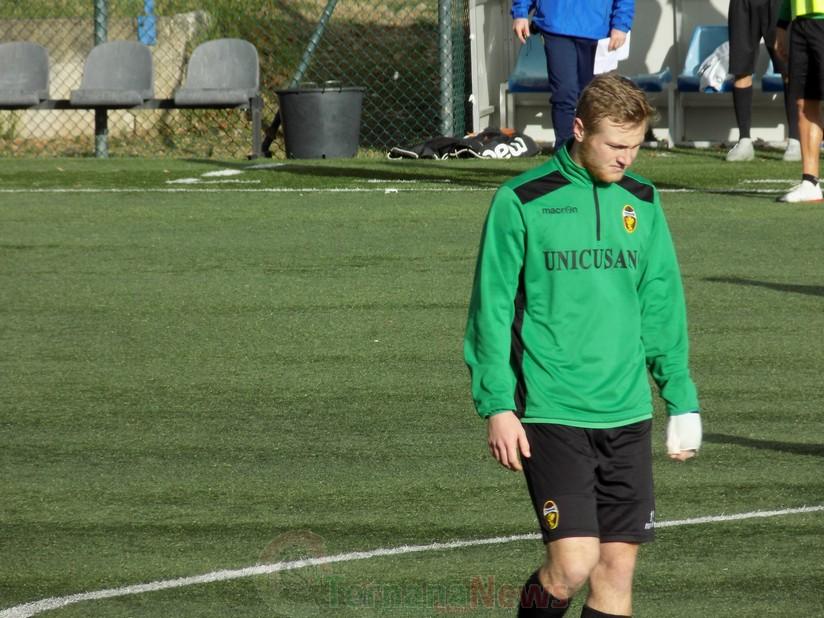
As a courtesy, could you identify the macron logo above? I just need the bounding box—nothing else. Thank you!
[541,206,578,215]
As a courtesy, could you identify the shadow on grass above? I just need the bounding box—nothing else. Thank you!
[182,155,786,196]
[705,276,824,298]
[183,157,544,188]
[704,433,824,458]
[664,146,786,161]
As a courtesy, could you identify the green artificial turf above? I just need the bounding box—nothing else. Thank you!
[1,150,822,616]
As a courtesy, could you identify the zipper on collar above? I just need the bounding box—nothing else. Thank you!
[592,185,601,241]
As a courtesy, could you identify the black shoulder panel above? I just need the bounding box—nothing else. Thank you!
[617,176,655,203]
[513,170,570,205]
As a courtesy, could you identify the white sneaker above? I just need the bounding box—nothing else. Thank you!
[783,138,801,162]
[777,179,823,203]
[726,138,755,162]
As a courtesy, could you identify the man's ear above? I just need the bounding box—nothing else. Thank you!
[572,117,585,143]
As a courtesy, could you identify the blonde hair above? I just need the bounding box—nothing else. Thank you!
[576,73,656,132]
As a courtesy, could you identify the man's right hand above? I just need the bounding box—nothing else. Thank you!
[513,18,531,44]
[487,411,531,471]
[775,27,789,62]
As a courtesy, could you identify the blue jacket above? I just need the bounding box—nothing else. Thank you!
[511,0,634,40]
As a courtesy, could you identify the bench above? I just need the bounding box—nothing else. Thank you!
[673,25,785,143]
[499,34,675,145]
[0,39,263,158]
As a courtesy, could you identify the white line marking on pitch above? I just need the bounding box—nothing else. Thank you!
[739,179,795,184]
[0,187,786,195]
[656,188,782,194]
[1,505,821,618]
[165,178,262,185]
[201,169,244,177]
[165,168,248,184]
[361,179,453,184]
[0,187,493,194]
[246,162,287,170]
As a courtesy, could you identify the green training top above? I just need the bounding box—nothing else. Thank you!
[464,145,699,429]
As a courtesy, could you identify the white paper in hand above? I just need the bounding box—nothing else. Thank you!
[594,31,631,75]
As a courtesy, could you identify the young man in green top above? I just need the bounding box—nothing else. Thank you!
[775,0,824,202]
[464,74,701,617]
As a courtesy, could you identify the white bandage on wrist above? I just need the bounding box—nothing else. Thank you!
[666,412,702,454]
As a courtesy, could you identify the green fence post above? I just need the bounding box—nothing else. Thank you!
[260,0,340,155]
[451,0,466,137]
[290,0,339,89]
[94,0,108,158]
[438,0,454,137]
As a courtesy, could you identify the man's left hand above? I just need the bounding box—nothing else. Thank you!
[666,412,702,462]
[608,29,627,51]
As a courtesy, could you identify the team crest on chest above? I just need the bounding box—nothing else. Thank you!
[622,205,637,233]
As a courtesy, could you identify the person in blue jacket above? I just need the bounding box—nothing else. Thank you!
[511,0,634,151]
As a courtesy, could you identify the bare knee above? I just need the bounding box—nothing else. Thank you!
[543,560,594,597]
[599,544,637,572]
[541,538,600,598]
[592,551,636,592]
[587,543,639,613]
[799,98,824,122]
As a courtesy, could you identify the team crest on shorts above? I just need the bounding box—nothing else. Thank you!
[622,205,637,233]
[542,500,559,530]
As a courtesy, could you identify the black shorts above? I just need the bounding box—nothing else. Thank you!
[789,18,824,100]
[728,0,786,76]
[522,420,655,544]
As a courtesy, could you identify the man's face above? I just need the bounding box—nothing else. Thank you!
[571,117,647,184]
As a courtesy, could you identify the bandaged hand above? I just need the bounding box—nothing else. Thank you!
[666,412,701,462]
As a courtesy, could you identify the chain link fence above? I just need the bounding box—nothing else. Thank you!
[0,0,469,158]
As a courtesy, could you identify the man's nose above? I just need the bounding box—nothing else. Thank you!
[617,149,633,166]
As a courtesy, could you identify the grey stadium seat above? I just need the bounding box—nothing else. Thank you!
[174,38,259,106]
[0,42,49,106]
[71,41,153,106]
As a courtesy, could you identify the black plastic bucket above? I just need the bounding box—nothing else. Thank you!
[276,83,365,159]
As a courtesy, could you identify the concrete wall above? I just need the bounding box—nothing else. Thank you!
[469,0,787,146]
